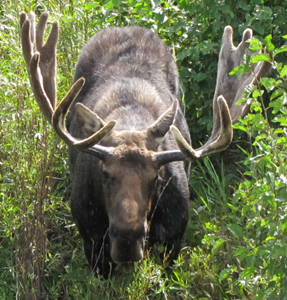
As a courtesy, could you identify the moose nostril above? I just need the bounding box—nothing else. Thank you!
[109,221,146,263]
[110,237,144,263]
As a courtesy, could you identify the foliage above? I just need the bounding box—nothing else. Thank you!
[1,0,287,299]
[230,36,287,298]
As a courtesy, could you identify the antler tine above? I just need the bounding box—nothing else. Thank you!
[38,13,59,107]
[171,96,232,160]
[20,12,35,71]
[20,11,59,122]
[35,11,48,50]
[52,77,117,150]
[29,52,55,121]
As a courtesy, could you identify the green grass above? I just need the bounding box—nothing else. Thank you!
[1,0,287,299]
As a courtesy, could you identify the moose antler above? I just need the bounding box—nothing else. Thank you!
[171,26,271,160]
[20,11,186,163]
[20,11,116,148]
[20,11,58,121]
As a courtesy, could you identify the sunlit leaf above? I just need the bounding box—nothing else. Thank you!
[250,53,271,63]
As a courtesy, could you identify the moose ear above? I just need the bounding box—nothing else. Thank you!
[75,103,106,137]
[147,101,178,146]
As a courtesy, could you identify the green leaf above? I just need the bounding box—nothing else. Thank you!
[227,224,244,238]
[104,1,114,9]
[252,90,262,98]
[235,98,248,105]
[247,38,263,51]
[280,65,287,78]
[250,53,271,63]
[229,64,252,79]
[194,72,207,82]
[84,3,96,11]
[270,89,283,101]
[275,117,287,126]
[260,77,278,92]
[240,264,255,278]
[273,45,287,57]
[219,268,232,283]
[264,236,275,243]
[212,238,225,254]
[232,124,248,132]
[265,34,275,52]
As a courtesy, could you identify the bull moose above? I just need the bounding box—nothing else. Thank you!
[20,11,270,278]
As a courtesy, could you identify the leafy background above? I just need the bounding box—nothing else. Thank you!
[1,0,287,299]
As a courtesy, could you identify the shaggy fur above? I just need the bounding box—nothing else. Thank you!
[66,27,191,277]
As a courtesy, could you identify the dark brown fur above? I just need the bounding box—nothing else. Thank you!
[67,26,191,278]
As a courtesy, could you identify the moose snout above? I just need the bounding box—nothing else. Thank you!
[109,221,146,263]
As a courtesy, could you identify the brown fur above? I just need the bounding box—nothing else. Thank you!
[67,27,191,277]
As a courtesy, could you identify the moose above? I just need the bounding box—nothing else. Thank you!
[20,11,270,278]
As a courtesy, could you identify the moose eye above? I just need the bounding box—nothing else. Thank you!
[152,175,165,188]
[102,171,116,187]
[102,171,110,181]
[150,175,159,187]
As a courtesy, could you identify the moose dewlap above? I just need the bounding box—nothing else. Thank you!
[20,11,270,278]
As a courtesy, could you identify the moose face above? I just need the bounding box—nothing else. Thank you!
[102,150,158,262]
[92,130,163,263]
